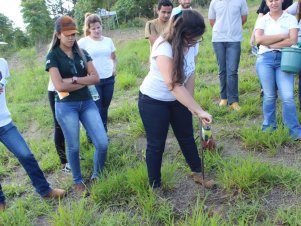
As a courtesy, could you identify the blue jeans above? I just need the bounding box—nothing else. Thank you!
[212,42,241,104]
[138,92,202,188]
[256,51,301,139]
[0,122,51,203]
[55,100,108,184]
[289,71,301,110]
[95,76,115,132]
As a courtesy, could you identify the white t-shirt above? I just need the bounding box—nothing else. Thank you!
[286,2,301,42]
[171,5,192,18]
[47,79,55,91]
[255,12,299,54]
[78,36,116,79]
[140,36,198,101]
[208,0,249,42]
[0,58,12,127]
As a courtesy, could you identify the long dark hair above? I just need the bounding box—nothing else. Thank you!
[297,0,301,22]
[163,9,206,89]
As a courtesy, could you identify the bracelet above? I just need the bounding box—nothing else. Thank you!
[72,76,78,84]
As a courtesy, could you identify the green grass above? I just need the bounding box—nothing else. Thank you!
[239,125,293,155]
[1,1,301,224]
[218,155,301,195]
[275,206,301,226]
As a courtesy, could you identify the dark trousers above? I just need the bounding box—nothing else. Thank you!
[94,76,115,132]
[138,92,202,188]
[48,91,67,164]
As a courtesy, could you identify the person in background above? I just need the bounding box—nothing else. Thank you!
[138,9,215,189]
[255,0,301,140]
[79,13,117,133]
[250,0,293,97]
[286,0,301,110]
[47,79,70,173]
[171,0,192,17]
[46,16,108,195]
[250,0,293,46]
[208,0,249,111]
[145,0,173,47]
[0,54,65,212]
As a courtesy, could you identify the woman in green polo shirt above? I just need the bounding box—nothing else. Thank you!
[45,16,108,196]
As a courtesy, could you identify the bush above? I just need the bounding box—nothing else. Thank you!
[112,0,157,23]
[124,17,146,28]
[194,0,211,6]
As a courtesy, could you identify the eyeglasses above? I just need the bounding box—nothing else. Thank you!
[186,36,204,47]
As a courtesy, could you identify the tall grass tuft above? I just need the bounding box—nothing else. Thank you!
[239,125,293,155]
[51,199,97,226]
[218,156,301,195]
[275,206,301,226]
[180,197,224,226]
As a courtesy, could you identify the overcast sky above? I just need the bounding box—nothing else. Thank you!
[0,0,25,30]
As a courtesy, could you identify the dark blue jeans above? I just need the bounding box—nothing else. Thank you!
[0,122,51,203]
[212,42,241,105]
[95,76,115,132]
[138,92,202,188]
[48,91,66,164]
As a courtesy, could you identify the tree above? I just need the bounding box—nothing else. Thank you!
[46,0,77,17]
[73,0,102,32]
[13,28,32,49]
[0,13,31,56]
[0,13,15,43]
[112,0,157,23]
[21,0,53,48]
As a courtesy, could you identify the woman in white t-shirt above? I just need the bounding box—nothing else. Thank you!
[286,0,301,110]
[78,13,117,133]
[255,0,301,139]
[138,9,214,189]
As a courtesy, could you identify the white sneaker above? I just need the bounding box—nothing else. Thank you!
[61,163,71,173]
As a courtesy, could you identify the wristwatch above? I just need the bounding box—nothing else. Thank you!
[72,76,78,84]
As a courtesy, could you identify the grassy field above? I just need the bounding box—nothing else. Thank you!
[1,1,301,225]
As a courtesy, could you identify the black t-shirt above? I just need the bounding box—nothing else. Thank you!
[256,0,293,14]
[45,47,93,102]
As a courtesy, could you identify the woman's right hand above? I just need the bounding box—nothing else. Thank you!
[196,109,212,125]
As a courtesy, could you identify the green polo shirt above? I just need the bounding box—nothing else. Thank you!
[45,47,93,102]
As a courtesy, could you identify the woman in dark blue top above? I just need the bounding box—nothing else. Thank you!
[46,16,108,196]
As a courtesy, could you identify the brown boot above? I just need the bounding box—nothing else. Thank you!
[74,183,90,197]
[0,202,6,212]
[191,172,216,189]
[43,188,66,199]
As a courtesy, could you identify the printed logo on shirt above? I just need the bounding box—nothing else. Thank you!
[80,60,84,69]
